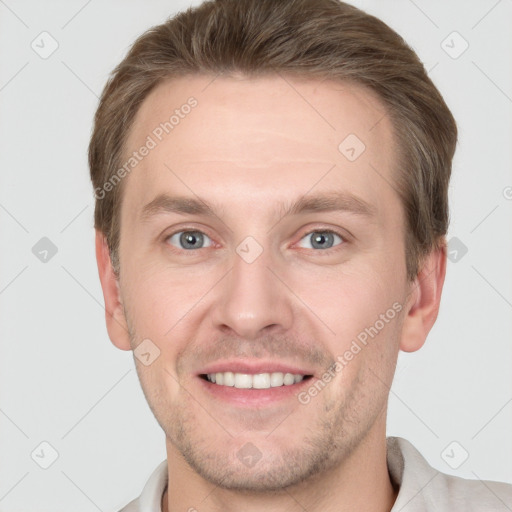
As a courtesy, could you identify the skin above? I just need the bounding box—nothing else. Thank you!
[96,74,446,512]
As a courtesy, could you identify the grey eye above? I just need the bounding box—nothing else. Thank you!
[167,231,213,250]
[298,231,343,250]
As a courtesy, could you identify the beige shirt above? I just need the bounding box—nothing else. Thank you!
[119,437,512,511]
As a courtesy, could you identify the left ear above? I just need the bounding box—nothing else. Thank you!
[399,241,447,352]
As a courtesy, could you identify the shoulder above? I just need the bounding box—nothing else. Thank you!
[116,460,168,512]
[117,497,139,512]
[388,437,512,511]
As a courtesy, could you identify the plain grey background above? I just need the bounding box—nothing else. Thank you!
[0,1,511,511]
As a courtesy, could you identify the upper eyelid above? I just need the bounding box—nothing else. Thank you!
[295,229,345,249]
[164,227,215,242]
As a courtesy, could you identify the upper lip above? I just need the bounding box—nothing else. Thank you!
[197,360,314,377]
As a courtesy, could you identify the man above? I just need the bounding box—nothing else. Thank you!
[89,0,512,511]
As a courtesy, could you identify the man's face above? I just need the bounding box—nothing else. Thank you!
[116,74,413,490]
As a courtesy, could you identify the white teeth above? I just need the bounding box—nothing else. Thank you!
[234,373,252,388]
[223,371,235,386]
[205,372,305,389]
[253,373,270,389]
[283,373,295,385]
[270,372,284,387]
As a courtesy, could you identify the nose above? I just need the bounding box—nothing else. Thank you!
[211,243,294,340]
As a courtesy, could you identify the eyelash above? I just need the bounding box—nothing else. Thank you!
[296,229,345,253]
[163,227,347,254]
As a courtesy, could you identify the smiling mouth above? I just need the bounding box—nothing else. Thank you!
[200,372,313,389]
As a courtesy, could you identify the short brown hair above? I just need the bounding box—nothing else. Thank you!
[89,0,457,281]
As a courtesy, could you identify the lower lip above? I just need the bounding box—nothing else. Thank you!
[197,376,313,407]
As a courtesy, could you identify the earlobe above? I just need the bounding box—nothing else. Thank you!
[95,230,132,351]
[399,243,447,353]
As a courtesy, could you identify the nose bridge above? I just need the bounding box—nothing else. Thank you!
[212,237,293,338]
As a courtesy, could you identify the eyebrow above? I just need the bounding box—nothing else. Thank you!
[140,191,378,223]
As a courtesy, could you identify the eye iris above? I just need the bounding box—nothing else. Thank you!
[180,231,203,249]
[311,232,334,249]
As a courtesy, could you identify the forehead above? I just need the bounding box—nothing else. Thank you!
[128,73,393,157]
[121,74,398,221]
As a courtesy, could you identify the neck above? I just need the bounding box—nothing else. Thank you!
[162,419,397,512]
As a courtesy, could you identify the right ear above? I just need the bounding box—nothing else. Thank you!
[95,230,131,351]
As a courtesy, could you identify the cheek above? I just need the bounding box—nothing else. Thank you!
[122,262,206,336]
[318,300,403,421]
[120,266,213,382]
[299,264,401,339]
[304,268,404,398]
[134,360,183,427]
